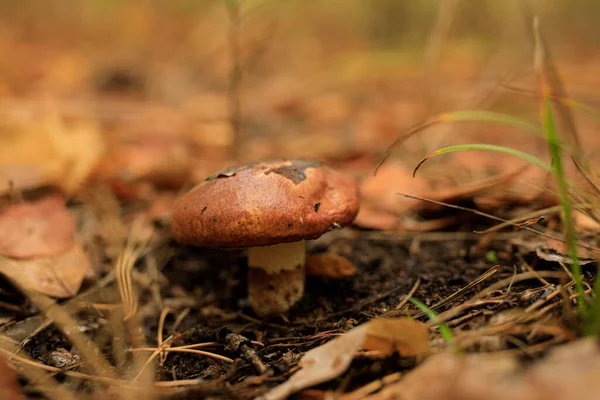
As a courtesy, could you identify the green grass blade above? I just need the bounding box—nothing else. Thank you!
[542,97,589,332]
[533,17,590,334]
[413,143,552,177]
[376,110,547,174]
[408,298,455,346]
[558,97,600,123]
[438,110,543,136]
[593,264,600,336]
[498,84,600,124]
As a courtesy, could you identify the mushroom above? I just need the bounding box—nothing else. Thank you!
[171,159,360,316]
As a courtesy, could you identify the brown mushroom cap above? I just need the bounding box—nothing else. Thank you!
[172,159,360,248]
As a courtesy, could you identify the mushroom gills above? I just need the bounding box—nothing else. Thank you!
[247,240,306,316]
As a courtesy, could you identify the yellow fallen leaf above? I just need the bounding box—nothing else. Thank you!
[262,319,430,400]
[362,319,430,356]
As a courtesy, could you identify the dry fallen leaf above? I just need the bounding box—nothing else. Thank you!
[573,210,600,231]
[360,319,430,356]
[536,239,598,265]
[426,165,534,207]
[305,253,357,279]
[0,242,91,298]
[358,160,555,232]
[354,205,402,231]
[0,111,104,194]
[0,352,24,400]
[366,337,600,400]
[0,195,75,259]
[92,131,191,189]
[511,237,598,265]
[262,319,430,400]
[360,163,429,215]
[355,162,429,231]
[357,162,516,232]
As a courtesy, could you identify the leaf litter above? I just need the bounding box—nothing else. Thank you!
[366,338,600,400]
[0,243,91,298]
[262,319,430,400]
[0,194,90,298]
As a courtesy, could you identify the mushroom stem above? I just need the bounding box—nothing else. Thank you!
[247,240,306,316]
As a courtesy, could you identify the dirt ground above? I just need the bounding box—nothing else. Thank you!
[8,222,591,399]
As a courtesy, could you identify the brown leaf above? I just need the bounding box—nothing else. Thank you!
[573,210,600,231]
[361,319,430,356]
[263,319,430,400]
[356,163,429,231]
[305,254,357,279]
[91,132,191,189]
[536,239,598,265]
[353,205,402,231]
[402,215,463,231]
[426,165,533,206]
[0,353,24,400]
[360,163,429,215]
[0,112,104,194]
[357,162,545,232]
[512,236,599,265]
[0,195,75,259]
[366,338,600,400]
[0,242,91,298]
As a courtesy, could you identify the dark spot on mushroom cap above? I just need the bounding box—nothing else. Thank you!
[265,159,323,185]
[314,202,321,212]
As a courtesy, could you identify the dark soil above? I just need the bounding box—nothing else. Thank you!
[2,218,590,400]
[156,226,591,399]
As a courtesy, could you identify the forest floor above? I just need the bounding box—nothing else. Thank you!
[1,2,600,400]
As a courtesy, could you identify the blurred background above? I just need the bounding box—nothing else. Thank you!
[0,0,599,207]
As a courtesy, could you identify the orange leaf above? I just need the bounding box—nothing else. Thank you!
[0,195,75,259]
[305,254,357,279]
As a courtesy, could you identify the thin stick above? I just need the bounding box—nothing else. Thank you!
[411,266,499,319]
[396,278,421,310]
[157,308,171,365]
[226,0,243,159]
[399,193,600,252]
[130,347,233,364]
